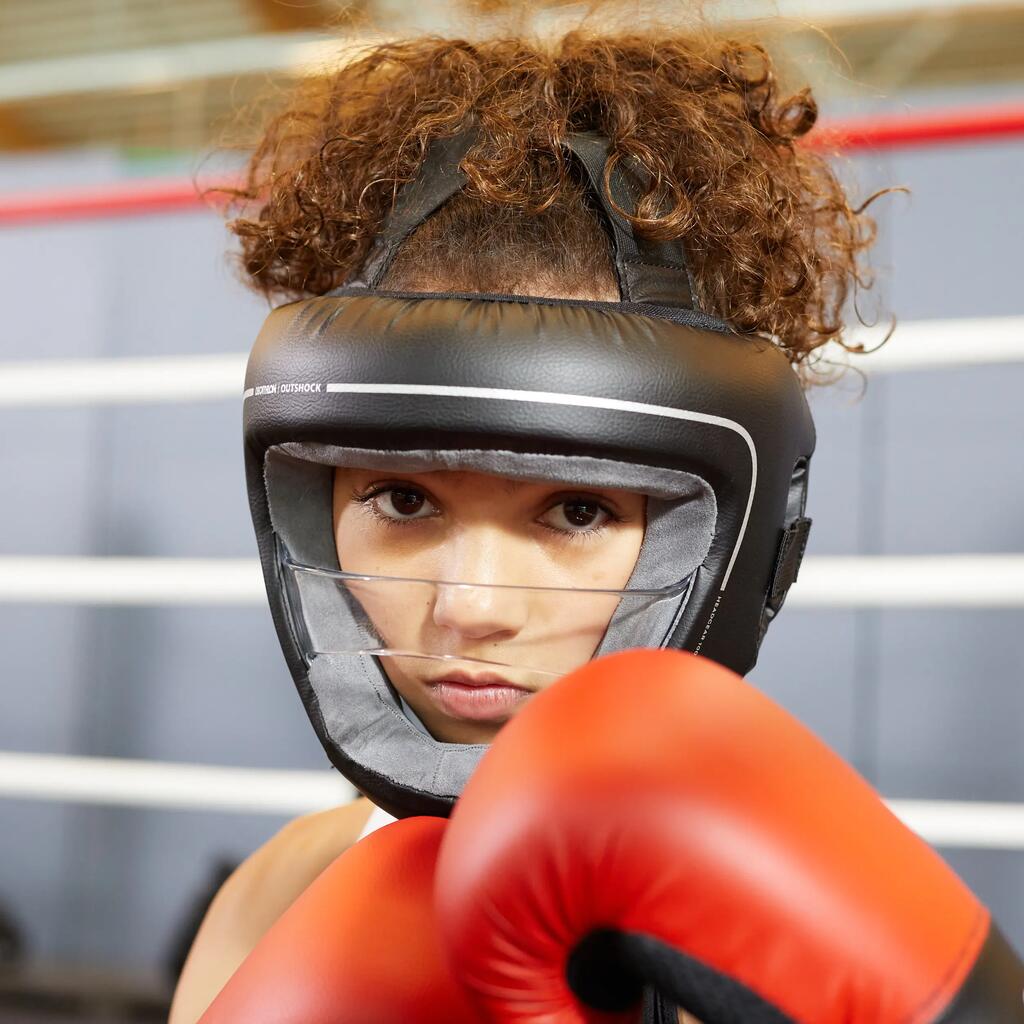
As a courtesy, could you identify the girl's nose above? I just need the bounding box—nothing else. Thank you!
[431,581,530,640]
[430,531,531,640]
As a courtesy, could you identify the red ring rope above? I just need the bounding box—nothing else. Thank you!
[804,101,1024,151]
[0,178,226,225]
[2,102,1022,225]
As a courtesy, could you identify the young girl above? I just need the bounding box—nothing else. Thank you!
[170,20,878,1024]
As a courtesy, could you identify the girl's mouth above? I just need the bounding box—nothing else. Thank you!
[424,670,533,723]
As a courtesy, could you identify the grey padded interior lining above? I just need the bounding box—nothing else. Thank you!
[280,443,712,502]
[308,652,488,798]
[263,445,718,781]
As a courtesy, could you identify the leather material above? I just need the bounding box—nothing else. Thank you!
[198,817,478,1024]
[435,650,1005,1024]
[244,288,815,818]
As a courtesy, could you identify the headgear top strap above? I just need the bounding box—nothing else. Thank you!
[560,131,695,309]
[345,128,480,290]
[344,125,697,310]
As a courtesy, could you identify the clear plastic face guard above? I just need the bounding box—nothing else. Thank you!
[281,553,692,684]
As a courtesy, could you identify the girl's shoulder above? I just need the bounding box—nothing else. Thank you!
[169,796,375,1024]
[250,797,378,892]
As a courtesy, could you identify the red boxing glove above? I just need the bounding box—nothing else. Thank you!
[435,649,1024,1023]
[199,816,479,1024]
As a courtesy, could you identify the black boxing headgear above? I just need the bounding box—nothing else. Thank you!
[243,128,815,818]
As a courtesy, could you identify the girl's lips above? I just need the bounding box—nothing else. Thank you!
[425,673,533,723]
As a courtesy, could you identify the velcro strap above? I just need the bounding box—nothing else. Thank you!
[768,516,812,610]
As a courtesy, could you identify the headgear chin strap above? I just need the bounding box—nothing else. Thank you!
[243,127,816,818]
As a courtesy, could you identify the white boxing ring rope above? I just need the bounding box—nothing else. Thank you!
[0,751,356,815]
[1,750,1022,852]
[0,553,1022,607]
[0,315,1021,408]
[0,312,1022,850]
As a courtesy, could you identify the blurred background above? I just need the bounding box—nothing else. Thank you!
[0,0,1022,1020]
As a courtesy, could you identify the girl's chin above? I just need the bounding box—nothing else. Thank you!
[439,722,504,745]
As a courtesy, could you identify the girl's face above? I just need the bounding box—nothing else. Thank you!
[333,468,645,743]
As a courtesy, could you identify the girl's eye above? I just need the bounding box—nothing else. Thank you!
[541,499,612,534]
[372,488,438,521]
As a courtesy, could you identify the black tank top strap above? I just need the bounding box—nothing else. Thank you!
[642,987,681,1023]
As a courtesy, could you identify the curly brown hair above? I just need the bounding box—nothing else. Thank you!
[226,25,884,375]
